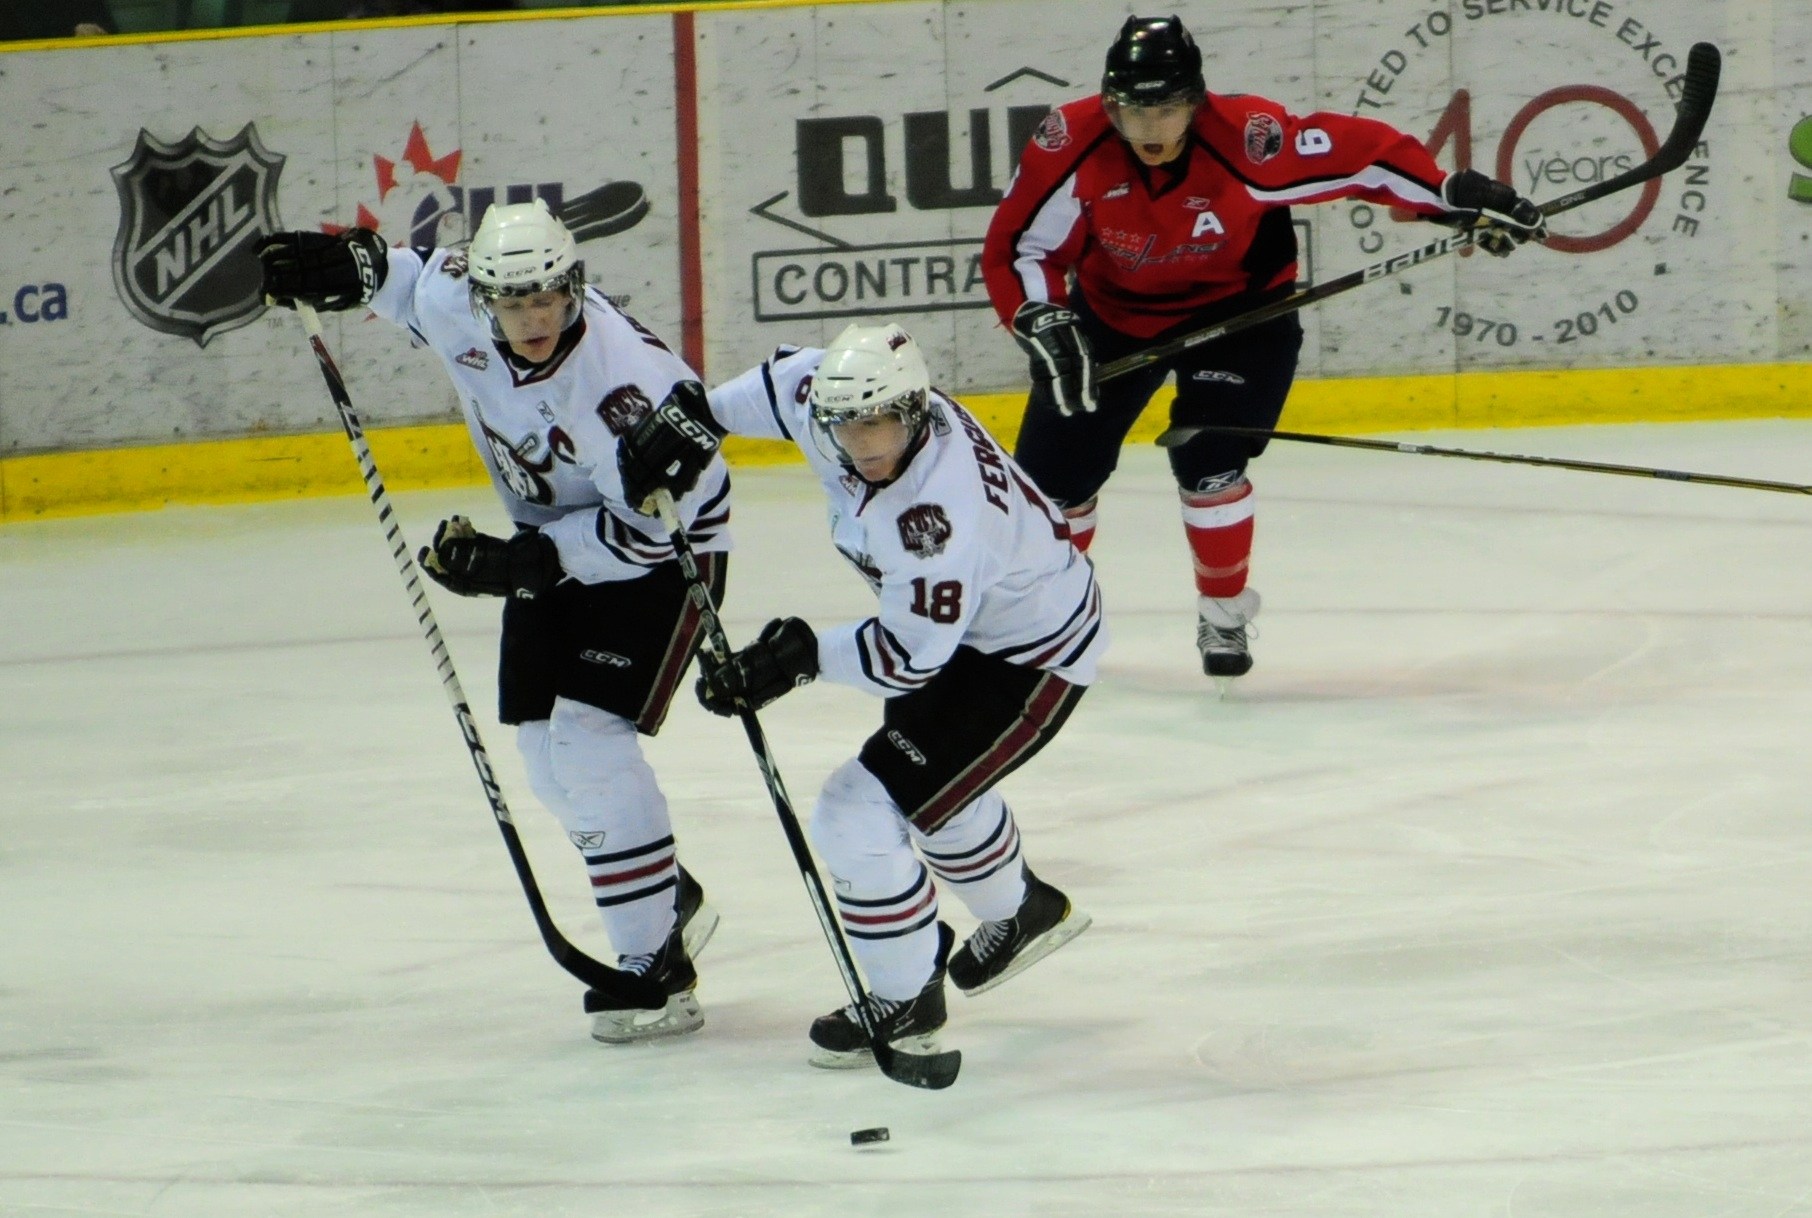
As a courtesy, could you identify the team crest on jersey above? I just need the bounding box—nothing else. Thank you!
[835,542,884,590]
[897,503,953,559]
[479,420,555,504]
[456,347,489,371]
[596,384,654,435]
[1032,109,1071,153]
[109,123,284,346]
[1243,113,1284,164]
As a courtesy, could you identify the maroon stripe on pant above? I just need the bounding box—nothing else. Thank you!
[912,674,1080,831]
[636,552,720,734]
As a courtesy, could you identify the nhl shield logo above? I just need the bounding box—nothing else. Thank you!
[111,124,284,346]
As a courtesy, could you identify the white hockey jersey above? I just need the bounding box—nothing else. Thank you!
[707,347,1107,697]
[367,247,730,583]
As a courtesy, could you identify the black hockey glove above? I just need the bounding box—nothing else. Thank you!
[257,227,388,311]
[695,618,818,717]
[617,380,724,515]
[1439,169,1547,257]
[1011,301,1098,416]
[418,517,563,599]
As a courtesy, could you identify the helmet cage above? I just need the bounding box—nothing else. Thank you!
[468,264,586,344]
[808,387,930,475]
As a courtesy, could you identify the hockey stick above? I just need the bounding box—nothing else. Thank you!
[650,489,962,1091]
[1104,41,1721,388]
[1153,423,1812,496]
[292,303,661,1008]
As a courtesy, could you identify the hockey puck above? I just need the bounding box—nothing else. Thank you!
[849,1126,891,1146]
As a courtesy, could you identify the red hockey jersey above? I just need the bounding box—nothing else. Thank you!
[982,92,1452,339]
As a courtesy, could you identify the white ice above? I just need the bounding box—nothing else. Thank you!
[3,423,1809,1217]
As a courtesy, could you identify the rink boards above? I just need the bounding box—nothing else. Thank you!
[0,0,1809,517]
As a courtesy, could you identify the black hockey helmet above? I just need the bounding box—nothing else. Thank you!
[1102,15,1205,107]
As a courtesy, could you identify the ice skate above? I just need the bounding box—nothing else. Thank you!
[1197,588,1260,694]
[809,923,953,1069]
[947,868,1091,996]
[675,865,719,961]
[585,927,703,1044]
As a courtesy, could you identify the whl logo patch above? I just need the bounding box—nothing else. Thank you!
[110,123,284,346]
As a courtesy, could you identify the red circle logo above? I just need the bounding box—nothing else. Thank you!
[1496,85,1662,254]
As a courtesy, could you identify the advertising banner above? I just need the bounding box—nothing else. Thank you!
[0,14,681,456]
[0,0,1806,462]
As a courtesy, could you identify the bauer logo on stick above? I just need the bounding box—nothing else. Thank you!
[110,123,285,346]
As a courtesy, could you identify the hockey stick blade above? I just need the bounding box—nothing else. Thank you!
[1105,43,1721,386]
[872,1040,963,1090]
[1537,42,1718,216]
[1151,424,1812,497]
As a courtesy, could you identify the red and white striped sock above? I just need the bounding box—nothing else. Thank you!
[1181,479,1254,598]
[1064,497,1100,554]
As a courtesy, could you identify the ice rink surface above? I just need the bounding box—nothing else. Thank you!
[4,424,1810,1218]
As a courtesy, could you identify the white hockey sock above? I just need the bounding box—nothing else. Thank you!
[913,790,1026,921]
[517,698,678,958]
[810,759,941,1001]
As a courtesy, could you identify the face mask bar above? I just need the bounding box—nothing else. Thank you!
[468,263,586,342]
[1102,95,1199,147]
[808,388,928,474]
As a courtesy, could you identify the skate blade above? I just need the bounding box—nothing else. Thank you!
[681,901,720,961]
[1212,674,1235,700]
[808,1030,943,1071]
[591,992,703,1044]
[957,910,1093,997]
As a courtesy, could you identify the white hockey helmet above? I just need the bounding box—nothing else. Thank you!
[808,322,933,477]
[467,198,585,340]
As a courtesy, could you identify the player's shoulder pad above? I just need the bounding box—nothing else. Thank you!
[1203,91,1341,182]
[758,345,825,424]
[915,406,1013,522]
[417,245,463,277]
[592,296,685,361]
[1020,96,1114,162]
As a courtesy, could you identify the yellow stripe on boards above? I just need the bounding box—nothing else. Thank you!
[965,363,1812,444]
[0,425,485,522]
[4,363,1809,523]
